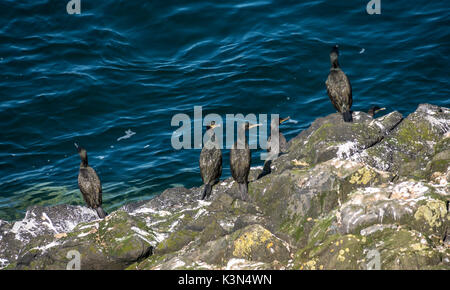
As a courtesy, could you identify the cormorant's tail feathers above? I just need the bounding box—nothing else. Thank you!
[95,207,107,219]
[201,184,212,200]
[343,110,353,122]
[239,183,249,201]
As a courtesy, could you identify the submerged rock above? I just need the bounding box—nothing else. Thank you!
[1,104,449,270]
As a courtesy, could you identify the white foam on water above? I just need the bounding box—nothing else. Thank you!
[117,129,136,141]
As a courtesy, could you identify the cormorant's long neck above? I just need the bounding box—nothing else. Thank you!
[271,123,280,137]
[80,157,88,168]
[237,127,248,148]
[206,129,217,146]
[332,59,339,69]
[209,129,216,143]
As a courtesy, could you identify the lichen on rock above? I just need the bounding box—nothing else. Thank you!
[1,104,448,270]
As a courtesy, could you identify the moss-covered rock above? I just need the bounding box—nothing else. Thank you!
[413,200,448,242]
[285,111,403,167]
[155,229,198,255]
[1,104,448,270]
[14,210,154,269]
[359,104,449,178]
[230,224,290,263]
[295,227,448,270]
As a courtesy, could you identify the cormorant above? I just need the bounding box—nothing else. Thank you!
[230,122,261,201]
[326,45,353,122]
[257,117,290,179]
[199,121,222,200]
[75,143,107,218]
[267,116,290,154]
[368,106,386,117]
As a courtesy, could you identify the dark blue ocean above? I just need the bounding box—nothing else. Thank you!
[0,0,449,220]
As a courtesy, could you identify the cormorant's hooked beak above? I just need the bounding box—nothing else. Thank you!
[375,107,386,113]
[74,142,81,152]
[280,117,290,124]
[206,123,221,131]
[249,123,262,129]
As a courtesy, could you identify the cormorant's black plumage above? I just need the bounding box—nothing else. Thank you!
[326,45,353,122]
[199,122,222,200]
[75,143,106,218]
[230,122,260,201]
[258,117,290,179]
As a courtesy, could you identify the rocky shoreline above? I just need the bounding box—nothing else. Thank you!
[1,103,449,270]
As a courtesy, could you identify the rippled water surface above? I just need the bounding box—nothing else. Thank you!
[0,0,449,220]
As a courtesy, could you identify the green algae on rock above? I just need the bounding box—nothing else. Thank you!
[0,104,448,270]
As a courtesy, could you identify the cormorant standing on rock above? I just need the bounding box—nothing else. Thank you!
[75,143,107,218]
[267,116,290,154]
[230,122,261,201]
[257,117,290,179]
[326,45,353,122]
[199,121,222,200]
[368,106,386,118]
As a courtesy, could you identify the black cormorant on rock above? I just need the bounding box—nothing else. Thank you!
[267,116,290,154]
[257,117,290,179]
[199,121,222,200]
[326,45,353,122]
[230,122,261,201]
[75,143,107,218]
[368,106,386,118]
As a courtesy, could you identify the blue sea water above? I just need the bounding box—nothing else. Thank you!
[0,0,449,220]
